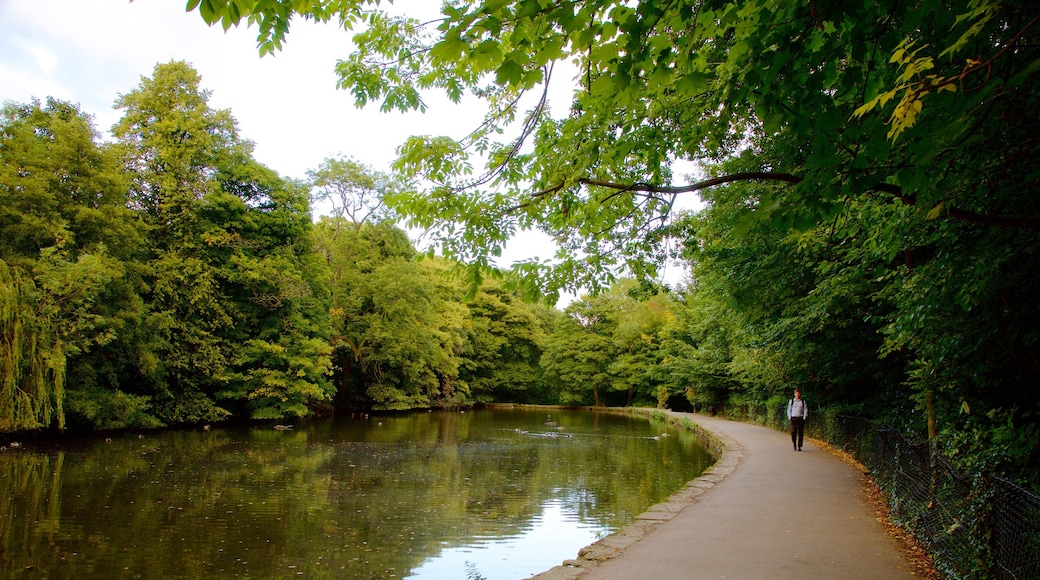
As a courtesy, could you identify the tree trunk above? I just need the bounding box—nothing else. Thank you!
[925,389,937,441]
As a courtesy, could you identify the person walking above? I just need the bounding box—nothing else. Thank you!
[787,389,808,451]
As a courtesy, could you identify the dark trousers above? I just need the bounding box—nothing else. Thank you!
[790,417,805,449]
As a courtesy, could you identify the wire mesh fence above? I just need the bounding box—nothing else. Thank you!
[820,416,1040,579]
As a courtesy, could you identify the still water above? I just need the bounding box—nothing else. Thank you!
[1,407,714,579]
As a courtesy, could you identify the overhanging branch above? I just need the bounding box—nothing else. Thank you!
[574,173,1040,230]
[506,172,1039,229]
[579,172,803,193]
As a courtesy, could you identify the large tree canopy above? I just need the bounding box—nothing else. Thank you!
[185,0,1039,292]
[181,0,1040,478]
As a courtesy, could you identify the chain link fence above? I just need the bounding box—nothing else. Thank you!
[816,415,1040,579]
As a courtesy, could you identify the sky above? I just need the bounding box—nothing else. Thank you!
[0,0,463,178]
[0,0,695,292]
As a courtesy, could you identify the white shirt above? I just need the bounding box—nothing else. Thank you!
[788,398,808,420]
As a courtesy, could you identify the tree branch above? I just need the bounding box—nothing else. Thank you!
[579,172,802,194]
[505,172,1039,229]
[575,173,1040,229]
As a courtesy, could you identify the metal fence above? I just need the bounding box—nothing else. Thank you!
[817,415,1040,579]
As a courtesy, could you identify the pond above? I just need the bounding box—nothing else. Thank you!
[1,407,714,579]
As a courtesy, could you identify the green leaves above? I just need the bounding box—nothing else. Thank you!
[941,0,999,59]
[0,98,144,431]
[429,27,465,62]
[852,38,949,140]
[0,259,66,431]
[471,39,504,69]
[162,0,1040,481]
[105,62,337,424]
[495,54,525,86]
[307,155,400,226]
[195,0,222,25]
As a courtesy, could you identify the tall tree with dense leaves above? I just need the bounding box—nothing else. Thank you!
[656,286,741,415]
[0,99,148,431]
[678,180,912,421]
[313,219,469,410]
[0,99,137,268]
[112,61,239,423]
[605,282,674,407]
[113,61,333,423]
[458,279,551,403]
[200,175,335,420]
[541,293,616,406]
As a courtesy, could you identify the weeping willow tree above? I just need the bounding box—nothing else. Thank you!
[0,260,66,431]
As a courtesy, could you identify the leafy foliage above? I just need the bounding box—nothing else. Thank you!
[0,65,340,430]
[457,280,553,404]
[313,220,468,410]
[541,281,676,407]
[308,155,401,227]
[181,0,1040,482]
[5,0,1039,494]
[0,76,559,430]
[109,61,336,423]
[0,99,140,430]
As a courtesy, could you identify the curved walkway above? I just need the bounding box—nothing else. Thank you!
[532,412,919,579]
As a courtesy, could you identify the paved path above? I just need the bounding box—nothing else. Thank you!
[532,412,919,579]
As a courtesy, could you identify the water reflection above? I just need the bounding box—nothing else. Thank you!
[1,408,713,579]
[407,499,602,580]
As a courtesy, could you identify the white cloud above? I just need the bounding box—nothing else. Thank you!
[21,37,58,75]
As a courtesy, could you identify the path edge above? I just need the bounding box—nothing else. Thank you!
[518,407,746,580]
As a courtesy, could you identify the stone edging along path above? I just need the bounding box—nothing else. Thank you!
[522,407,746,580]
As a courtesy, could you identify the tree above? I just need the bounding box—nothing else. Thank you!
[657,287,741,415]
[0,259,67,431]
[0,99,147,431]
[113,61,333,423]
[0,99,137,268]
[201,179,335,420]
[677,180,912,422]
[307,155,401,230]
[541,293,616,406]
[187,1,1040,476]
[186,0,1039,283]
[457,280,551,403]
[313,220,469,410]
[112,61,240,423]
[606,283,674,407]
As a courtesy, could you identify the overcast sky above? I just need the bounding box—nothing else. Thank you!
[0,0,472,178]
[1,0,693,292]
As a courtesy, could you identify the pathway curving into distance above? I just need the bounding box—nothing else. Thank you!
[532,412,920,580]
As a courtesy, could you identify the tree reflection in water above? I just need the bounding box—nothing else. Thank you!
[0,408,713,579]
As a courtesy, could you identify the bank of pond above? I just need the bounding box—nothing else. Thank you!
[1,407,714,579]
